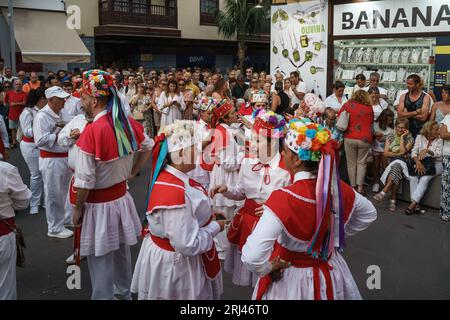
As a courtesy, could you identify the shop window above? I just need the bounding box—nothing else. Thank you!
[131,0,147,14]
[200,0,218,26]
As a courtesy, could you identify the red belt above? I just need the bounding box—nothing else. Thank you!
[22,136,34,143]
[148,218,221,280]
[0,218,16,236]
[69,176,127,204]
[256,243,334,300]
[227,198,261,252]
[40,150,68,158]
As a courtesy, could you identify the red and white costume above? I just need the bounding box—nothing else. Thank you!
[188,118,212,190]
[73,109,153,299]
[0,161,31,300]
[19,106,43,214]
[0,116,10,160]
[33,101,72,235]
[208,121,244,258]
[223,152,291,286]
[132,121,222,300]
[242,172,376,300]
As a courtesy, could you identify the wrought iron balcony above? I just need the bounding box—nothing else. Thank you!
[99,0,178,29]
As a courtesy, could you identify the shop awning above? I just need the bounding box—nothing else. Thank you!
[2,8,91,63]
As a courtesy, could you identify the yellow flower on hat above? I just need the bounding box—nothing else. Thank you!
[316,130,330,144]
[298,126,307,135]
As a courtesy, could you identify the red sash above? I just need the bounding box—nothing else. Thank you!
[69,176,127,205]
[150,217,221,280]
[227,199,261,252]
[0,218,16,236]
[22,136,34,143]
[39,150,68,158]
[256,243,334,300]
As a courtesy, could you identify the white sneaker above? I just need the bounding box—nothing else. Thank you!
[372,184,380,193]
[48,228,74,239]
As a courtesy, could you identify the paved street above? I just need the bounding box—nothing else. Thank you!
[8,147,450,300]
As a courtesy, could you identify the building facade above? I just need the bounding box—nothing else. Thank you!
[67,0,270,71]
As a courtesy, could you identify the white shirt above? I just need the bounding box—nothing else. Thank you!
[19,106,39,139]
[33,105,69,153]
[0,161,31,219]
[0,116,9,153]
[74,110,154,190]
[61,95,82,123]
[241,171,377,277]
[441,114,450,156]
[290,81,307,106]
[188,119,212,186]
[325,93,348,112]
[57,114,88,170]
[411,134,443,162]
[223,152,291,203]
[146,165,221,257]
[118,91,132,116]
[157,93,186,127]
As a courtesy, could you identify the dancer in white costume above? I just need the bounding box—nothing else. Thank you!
[19,88,46,215]
[72,70,153,300]
[132,121,228,300]
[242,117,377,300]
[33,86,73,238]
[208,99,244,259]
[0,161,31,300]
[212,109,290,287]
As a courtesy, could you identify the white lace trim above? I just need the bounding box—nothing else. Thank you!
[279,188,316,204]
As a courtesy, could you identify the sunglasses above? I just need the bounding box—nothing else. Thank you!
[178,83,186,86]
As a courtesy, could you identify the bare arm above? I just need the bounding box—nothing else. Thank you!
[271,95,280,112]
[130,149,151,178]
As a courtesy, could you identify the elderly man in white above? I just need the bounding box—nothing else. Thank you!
[33,86,73,239]
[0,161,31,299]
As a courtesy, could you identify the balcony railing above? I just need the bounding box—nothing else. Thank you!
[99,0,178,28]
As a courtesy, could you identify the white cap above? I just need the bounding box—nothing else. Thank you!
[162,120,196,153]
[45,86,70,99]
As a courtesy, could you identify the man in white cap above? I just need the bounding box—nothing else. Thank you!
[33,86,73,238]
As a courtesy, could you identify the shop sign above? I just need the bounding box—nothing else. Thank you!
[270,0,329,99]
[334,0,450,36]
[141,54,153,61]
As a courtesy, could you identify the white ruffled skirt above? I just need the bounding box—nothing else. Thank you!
[80,192,142,257]
[224,244,258,287]
[131,235,223,300]
[253,252,362,300]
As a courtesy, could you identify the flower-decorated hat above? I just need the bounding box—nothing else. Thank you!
[82,69,114,97]
[284,117,332,161]
[162,120,196,152]
[213,99,234,119]
[297,93,325,119]
[252,108,286,139]
[198,97,218,112]
[250,90,269,104]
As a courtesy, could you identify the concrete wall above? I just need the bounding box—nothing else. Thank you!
[66,0,98,37]
[0,0,65,11]
[178,0,234,41]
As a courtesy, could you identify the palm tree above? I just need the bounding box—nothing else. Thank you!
[217,0,270,71]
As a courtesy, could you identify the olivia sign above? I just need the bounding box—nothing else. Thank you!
[334,0,450,36]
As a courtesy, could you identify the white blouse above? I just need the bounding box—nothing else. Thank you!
[223,152,291,203]
[157,93,186,127]
[0,162,31,219]
[325,93,348,112]
[241,171,377,277]
[146,165,221,257]
[411,134,443,162]
[18,106,38,139]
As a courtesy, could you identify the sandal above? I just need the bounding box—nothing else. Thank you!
[405,208,413,215]
[414,205,426,214]
[388,200,396,212]
[374,191,386,201]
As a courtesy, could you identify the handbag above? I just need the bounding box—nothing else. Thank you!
[336,109,350,132]
[1,219,26,268]
[407,156,436,176]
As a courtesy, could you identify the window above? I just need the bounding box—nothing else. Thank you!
[113,0,130,12]
[200,0,218,25]
[132,0,147,14]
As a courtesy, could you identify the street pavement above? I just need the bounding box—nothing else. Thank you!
[7,147,450,300]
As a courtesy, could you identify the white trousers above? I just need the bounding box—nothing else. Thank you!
[0,232,17,300]
[39,157,72,234]
[213,205,236,260]
[409,163,442,203]
[87,244,132,300]
[20,142,43,211]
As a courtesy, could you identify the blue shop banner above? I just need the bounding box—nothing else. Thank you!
[176,54,216,68]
